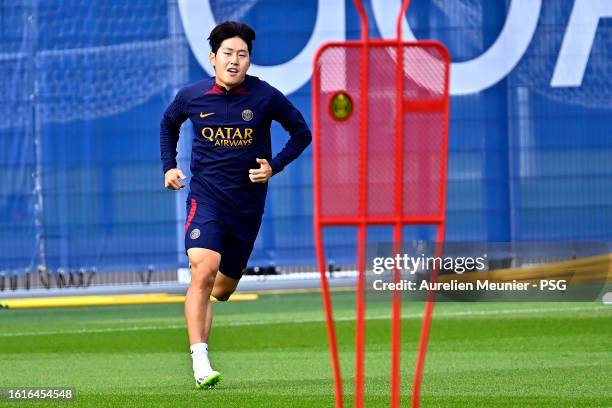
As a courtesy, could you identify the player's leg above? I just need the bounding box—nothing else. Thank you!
[214,211,263,299]
[210,217,260,301]
[184,266,238,390]
[192,225,256,386]
[186,248,222,388]
[183,200,226,389]
[186,248,219,344]
[211,269,239,301]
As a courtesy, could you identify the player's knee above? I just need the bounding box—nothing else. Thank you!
[211,289,233,302]
[189,262,217,290]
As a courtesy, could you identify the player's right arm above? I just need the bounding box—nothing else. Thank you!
[160,88,189,190]
[164,168,187,190]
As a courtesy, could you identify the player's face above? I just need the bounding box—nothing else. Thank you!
[209,37,250,90]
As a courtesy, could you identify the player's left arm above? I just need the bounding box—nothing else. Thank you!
[249,89,311,183]
[266,89,312,177]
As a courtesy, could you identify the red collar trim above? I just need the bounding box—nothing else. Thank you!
[205,81,249,95]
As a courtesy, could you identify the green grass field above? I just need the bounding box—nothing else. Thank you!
[1,291,610,407]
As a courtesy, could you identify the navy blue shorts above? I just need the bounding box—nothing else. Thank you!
[184,199,262,280]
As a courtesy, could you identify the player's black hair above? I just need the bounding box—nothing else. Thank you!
[208,21,256,55]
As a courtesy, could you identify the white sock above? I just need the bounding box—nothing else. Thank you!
[190,343,213,378]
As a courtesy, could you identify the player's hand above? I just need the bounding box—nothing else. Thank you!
[164,168,187,190]
[249,158,272,183]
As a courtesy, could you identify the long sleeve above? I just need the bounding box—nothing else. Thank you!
[160,89,189,174]
[268,89,312,176]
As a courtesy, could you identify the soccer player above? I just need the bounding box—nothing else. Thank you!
[159,21,311,389]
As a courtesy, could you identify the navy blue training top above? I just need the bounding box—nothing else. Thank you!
[160,75,311,216]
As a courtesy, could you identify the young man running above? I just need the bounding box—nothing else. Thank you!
[159,21,311,389]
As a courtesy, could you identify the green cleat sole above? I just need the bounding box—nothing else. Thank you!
[195,371,222,390]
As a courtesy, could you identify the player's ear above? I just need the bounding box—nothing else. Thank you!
[209,51,216,68]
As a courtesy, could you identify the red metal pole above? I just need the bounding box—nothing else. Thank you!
[411,40,450,408]
[353,1,369,406]
[390,228,402,408]
[316,228,344,408]
[397,0,412,40]
[391,2,411,407]
[312,47,343,408]
[411,224,445,408]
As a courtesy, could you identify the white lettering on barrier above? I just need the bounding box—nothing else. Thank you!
[372,0,541,95]
[551,0,612,87]
[178,0,607,96]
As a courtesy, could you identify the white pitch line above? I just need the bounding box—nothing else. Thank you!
[0,305,607,338]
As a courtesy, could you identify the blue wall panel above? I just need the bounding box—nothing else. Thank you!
[1,0,610,272]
